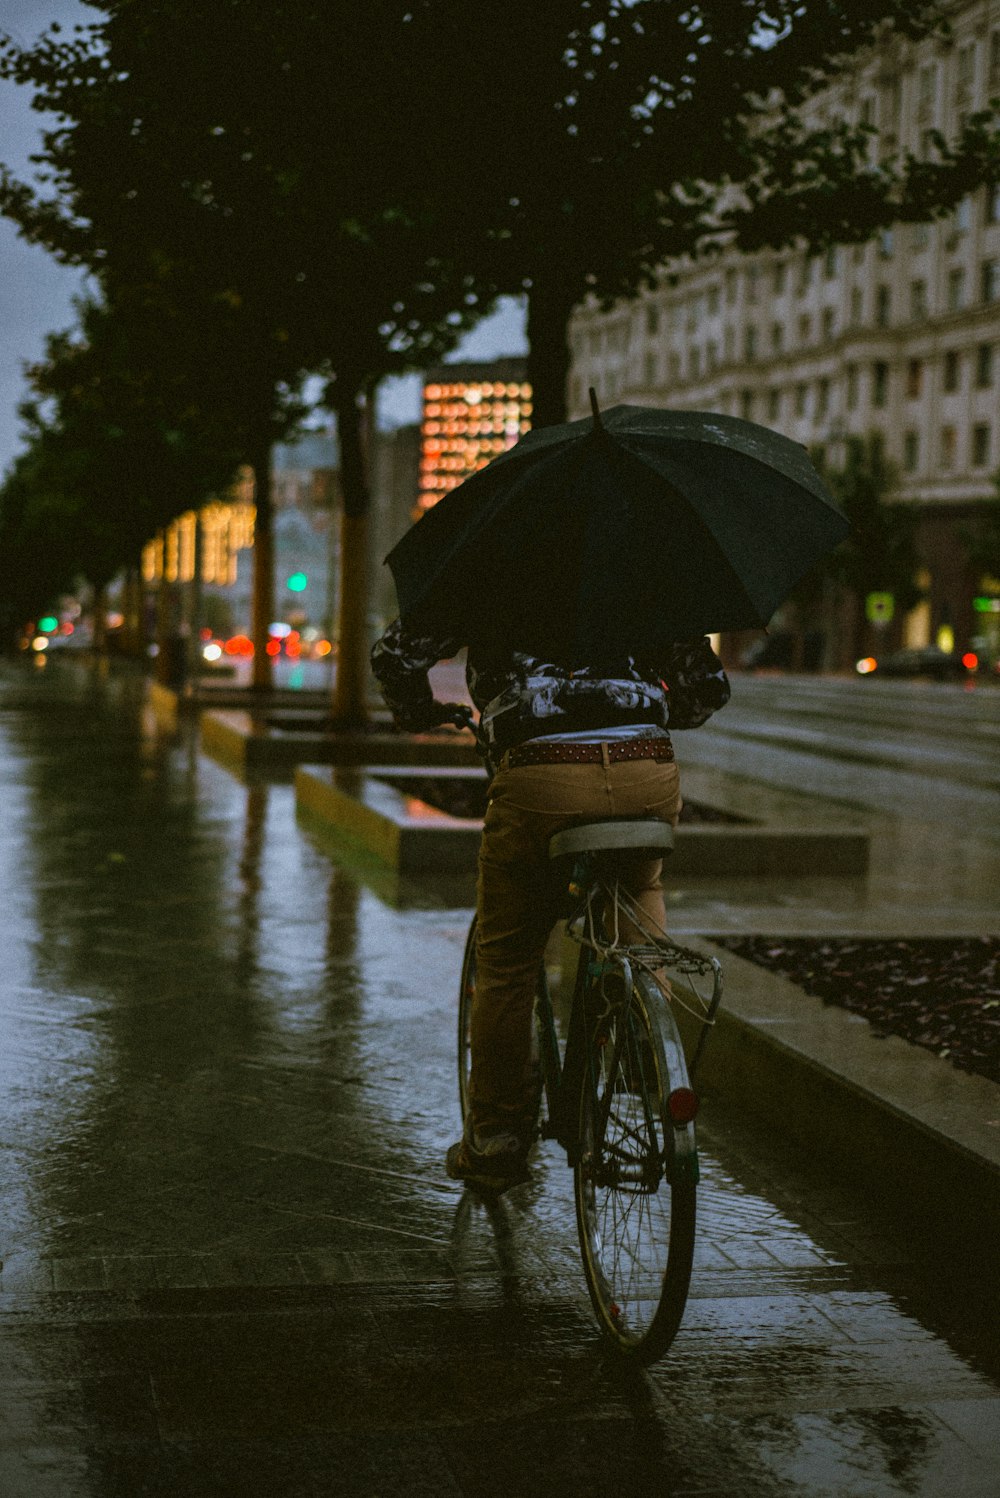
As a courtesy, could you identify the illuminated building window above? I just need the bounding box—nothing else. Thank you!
[418,364,532,510]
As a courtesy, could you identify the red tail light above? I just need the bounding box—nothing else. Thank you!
[668,1087,699,1124]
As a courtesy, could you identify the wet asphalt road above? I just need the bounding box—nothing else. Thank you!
[1,658,999,1497]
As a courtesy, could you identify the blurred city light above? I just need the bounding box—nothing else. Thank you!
[202,642,223,662]
[856,657,878,674]
[286,572,308,592]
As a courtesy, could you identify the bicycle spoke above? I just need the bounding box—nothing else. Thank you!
[575,970,696,1362]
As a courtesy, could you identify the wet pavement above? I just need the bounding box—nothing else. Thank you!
[1,659,999,1497]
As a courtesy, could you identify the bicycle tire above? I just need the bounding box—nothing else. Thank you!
[457,916,477,1122]
[574,964,697,1363]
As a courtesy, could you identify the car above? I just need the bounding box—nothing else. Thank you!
[856,646,972,680]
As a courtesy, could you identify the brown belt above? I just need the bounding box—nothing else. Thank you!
[504,737,675,769]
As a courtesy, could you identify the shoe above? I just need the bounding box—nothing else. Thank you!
[446,1122,530,1195]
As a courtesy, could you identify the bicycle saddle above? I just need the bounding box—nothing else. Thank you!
[548,819,675,860]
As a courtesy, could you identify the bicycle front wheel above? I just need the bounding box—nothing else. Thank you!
[457,915,546,1137]
[574,966,697,1363]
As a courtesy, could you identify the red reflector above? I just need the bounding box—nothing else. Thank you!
[668,1087,699,1124]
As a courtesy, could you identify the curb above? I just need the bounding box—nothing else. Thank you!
[678,939,1000,1244]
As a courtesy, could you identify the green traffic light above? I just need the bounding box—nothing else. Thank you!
[38,616,59,633]
[287,572,308,593]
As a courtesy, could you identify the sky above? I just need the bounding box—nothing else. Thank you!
[0,0,527,474]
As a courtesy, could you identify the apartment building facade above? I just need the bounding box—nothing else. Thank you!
[567,0,1000,670]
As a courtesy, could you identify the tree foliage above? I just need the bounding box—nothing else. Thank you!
[812,434,924,611]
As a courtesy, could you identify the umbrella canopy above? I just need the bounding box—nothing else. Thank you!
[386,403,849,662]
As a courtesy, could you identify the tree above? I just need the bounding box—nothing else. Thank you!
[372,1,1000,424]
[0,3,489,714]
[804,434,924,663]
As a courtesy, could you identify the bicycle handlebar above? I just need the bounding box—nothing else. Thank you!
[434,701,476,732]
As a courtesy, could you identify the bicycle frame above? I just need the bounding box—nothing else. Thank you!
[534,853,723,1178]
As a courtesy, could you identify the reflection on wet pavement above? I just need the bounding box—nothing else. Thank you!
[0,660,998,1497]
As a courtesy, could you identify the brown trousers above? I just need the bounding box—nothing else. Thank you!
[469,755,682,1134]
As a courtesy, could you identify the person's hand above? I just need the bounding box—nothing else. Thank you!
[434,701,475,731]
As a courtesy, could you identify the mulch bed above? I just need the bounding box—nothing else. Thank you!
[714,936,1000,1084]
[379,774,750,825]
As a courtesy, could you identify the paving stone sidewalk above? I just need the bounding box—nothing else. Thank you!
[1,661,998,1497]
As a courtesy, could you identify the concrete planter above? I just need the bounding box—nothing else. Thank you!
[294,765,869,877]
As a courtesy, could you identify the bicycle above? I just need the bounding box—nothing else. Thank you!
[457,813,724,1364]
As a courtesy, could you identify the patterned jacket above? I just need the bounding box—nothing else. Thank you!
[371,619,730,771]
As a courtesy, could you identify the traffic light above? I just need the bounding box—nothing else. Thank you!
[286,572,308,593]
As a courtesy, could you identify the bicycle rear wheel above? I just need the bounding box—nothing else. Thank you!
[574,964,697,1363]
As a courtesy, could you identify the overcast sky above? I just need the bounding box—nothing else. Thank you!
[0,0,526,473]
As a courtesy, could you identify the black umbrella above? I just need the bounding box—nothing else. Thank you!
[386,398,849,662]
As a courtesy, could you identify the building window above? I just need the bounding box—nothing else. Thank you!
[850,287,864,325]
[724,327,735,361]
[976,343,994,388]
[943,350,961,392]
[645,351,658,387]
[875,285,891,327]
[822,307,836,341]
[981,260,1000,304]
[872,362,889,408]
[956,42,976,100]
[744,326,757,362]
[878,228,895,259]
[947,268,965,311]
[797,256,814,295]
[824,246,839,279]
[912,222,930,251]
[852,243,866,266]
[646,304,659,337]
[706,341,719,371]
[991,185,1000,224]
[740,389,754,421]
[817,378,830,417]
[972,423,992,467]
[746,266,759,305]
[794,383,808,417]
[953,195,973,234]
[903,431,920,471]
[846,363,859,410]
[771,322,784,354]
[798,314,812,344]
[939,425,956,469]
[772,262,787,295]
[689,346,702,379]
[910,280,928,320]
[725,269,738,305]
[906,359,923,399]
[707,284,720,316]
[768,388,782,422]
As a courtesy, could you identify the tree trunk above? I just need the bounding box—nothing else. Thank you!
[331,387,371,727]
[187,510,204,683]
[121,565,143,658]
[92,585,108,656]
[154,543,176,686]
[526,282,578,428]
[250,443,274,691]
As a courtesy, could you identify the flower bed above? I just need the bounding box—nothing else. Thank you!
[714,936,1000,1084]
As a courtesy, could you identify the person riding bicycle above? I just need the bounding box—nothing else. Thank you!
[371,619,730,1192]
